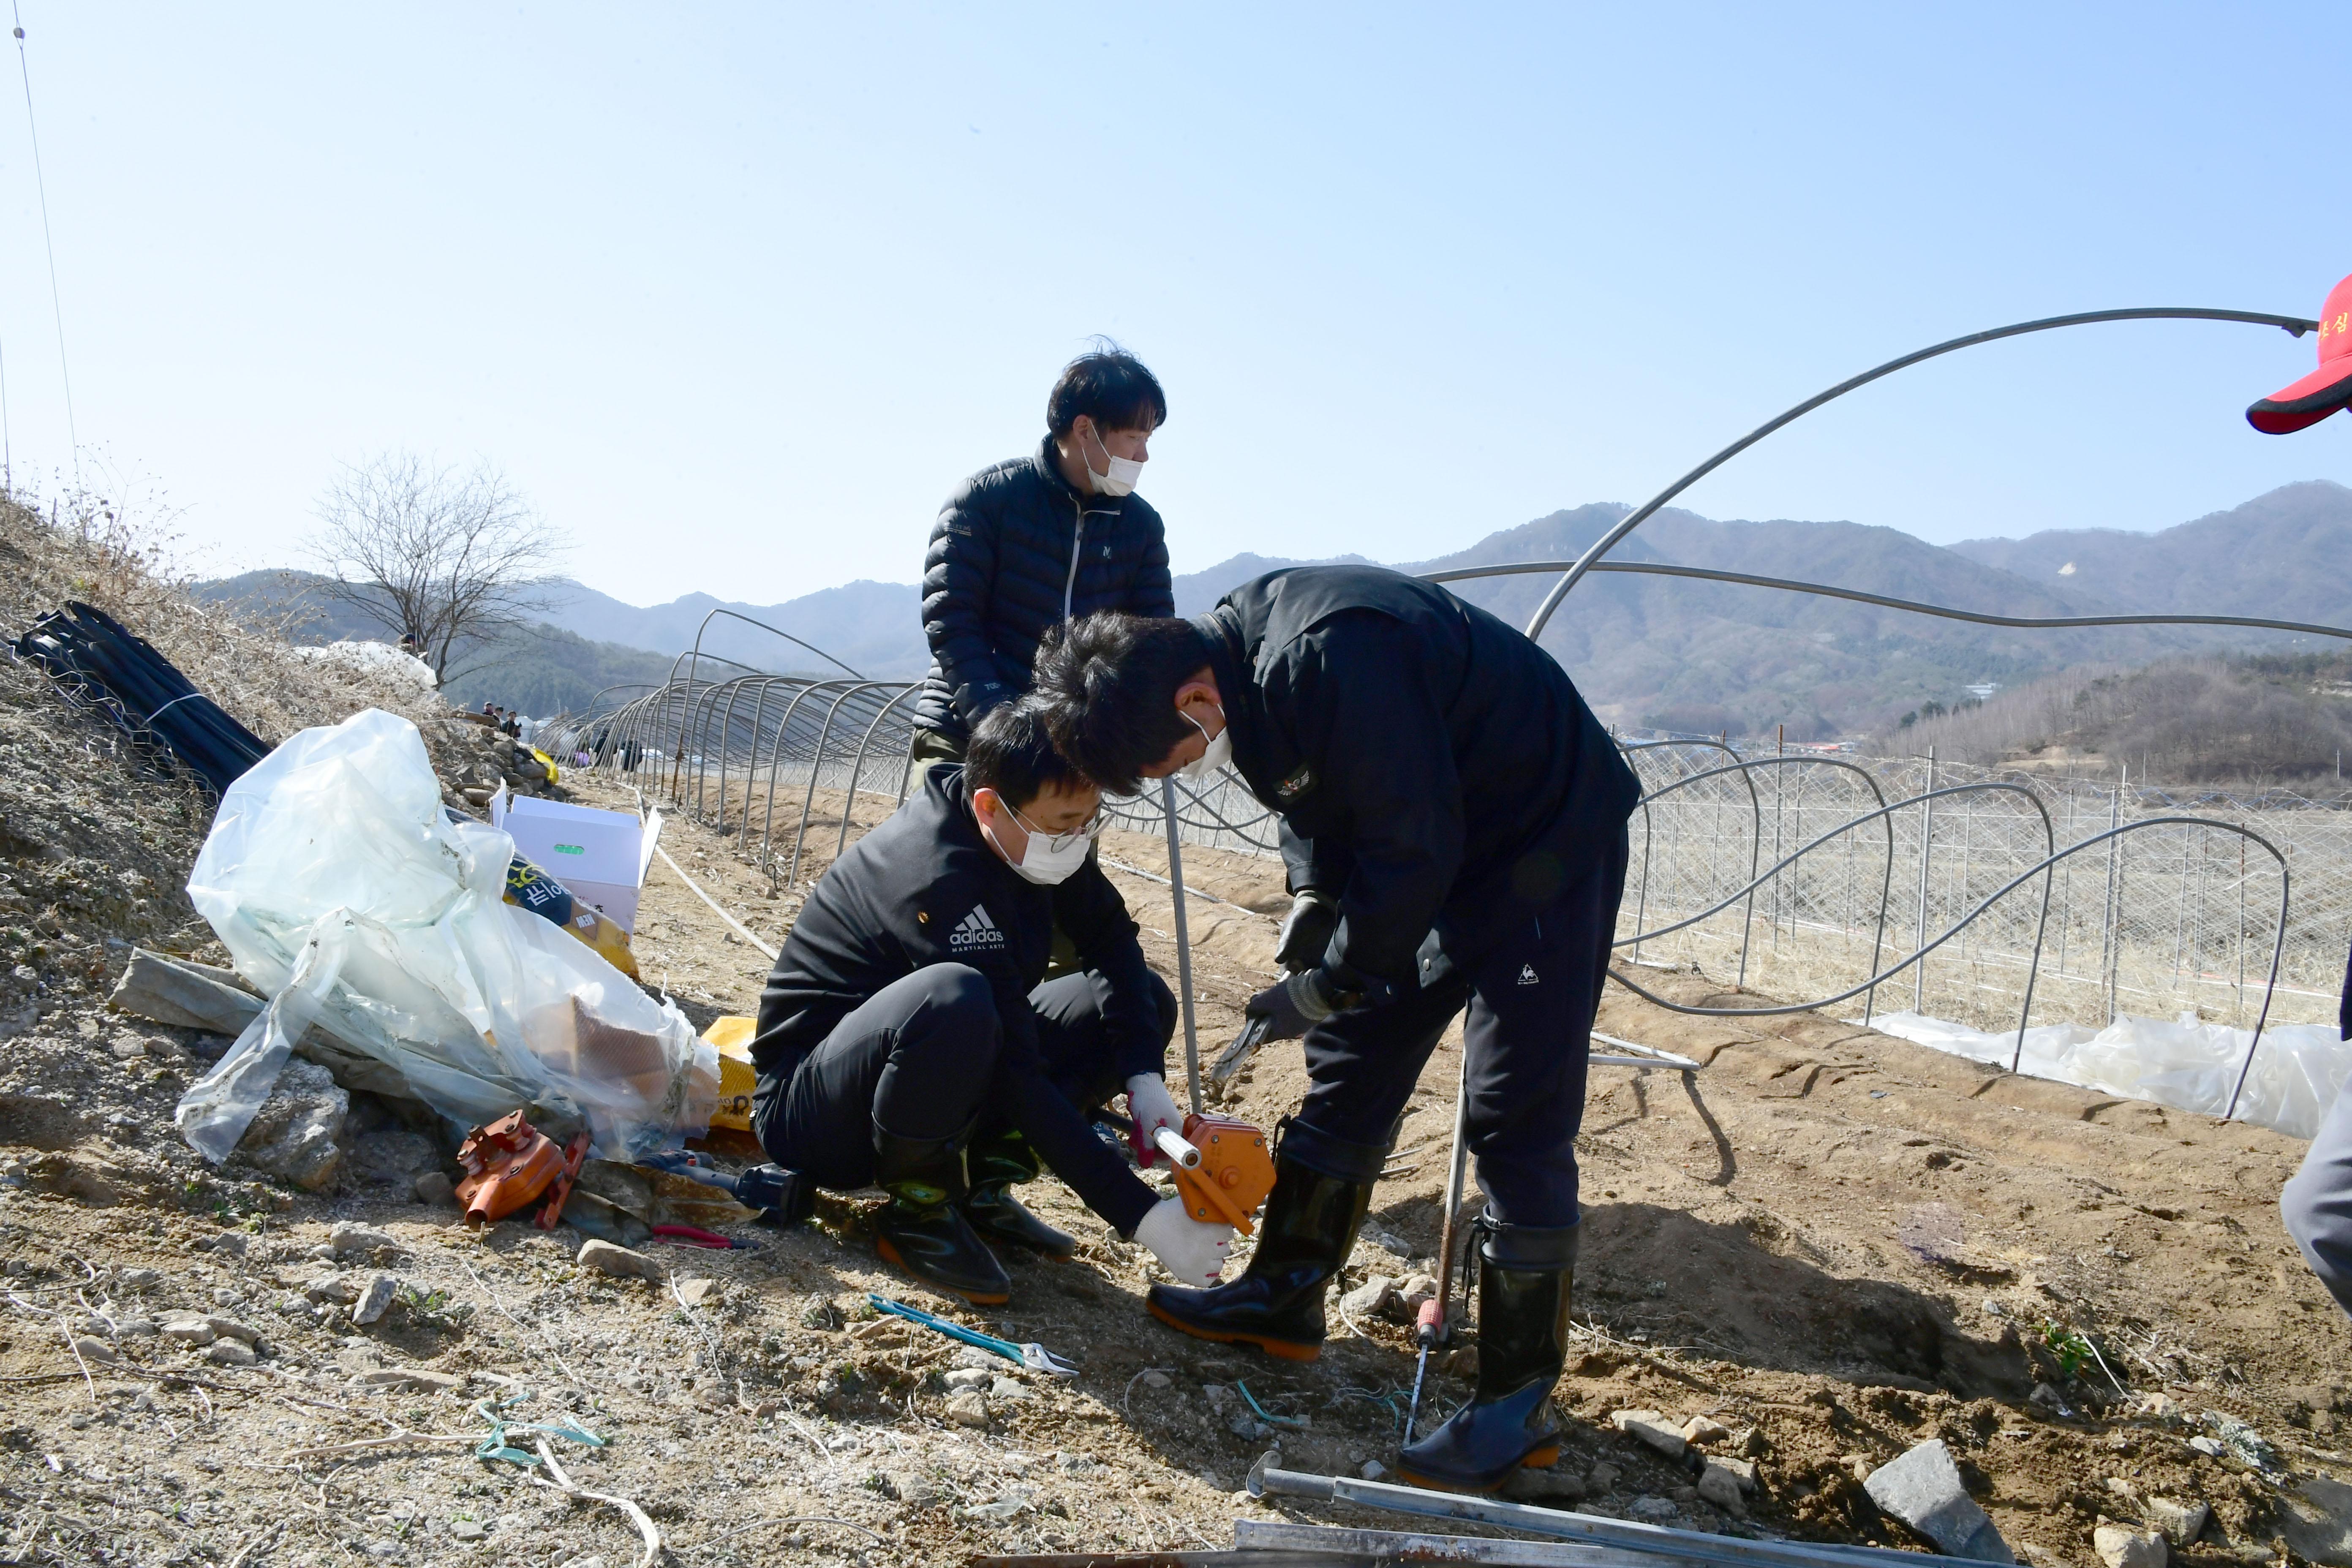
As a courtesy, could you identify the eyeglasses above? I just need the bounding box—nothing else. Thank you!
[1008,801,1105,853]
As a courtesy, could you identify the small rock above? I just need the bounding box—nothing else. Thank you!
[2030,1382,2068,1410]
[1141,1371,1171,1390]
[1587,1462,1621,1492]
[1698,1462,1747,1514]
[2139,1393,2186,1425]
[1339,1276,1397,1317]
[2187,1436,2225,1459]
[1611,1409,1689,1459]
[109,1038,149,1060]
[305,1275,361,1305]
[577,1239,657,1280]
[945,1391,990,1428]
[674,1277,719,1309]
[2143,1499,2209,1546]
[231,1062,348,1192]
[1367,1227,1412,1257]
[351,1274,396,1326]
[1671,1484,1700,1503]
[449,1519,486,1541]
[115,1318,158,1338]
[355,1367,464,1391]
[349,1129,439,1187]
[990,1375,1035,1402]
[1397,1271,1439,1300]
[1682,1415,1731,1444]
[328,1221,399,1256]
[1864,1439,2014,1563]
[847,1316,903,1342]
[115,1268,160,1292]
[1630,1496,1680,1522]
[2093,1525,2167,1568]
[207,1339,256,1367]
[69,1335,117,1364]
[1443,1347,1480,1378]
[206,1318,261,1345]
[1505,1467,1588,1505]
[897,1474,941,1506]
[944,1368,992,1393]
[414,1172,455,1207]
[1361,1460,1388,1481]
[161,1317,217,1346]
[1710,1455,1759,1491]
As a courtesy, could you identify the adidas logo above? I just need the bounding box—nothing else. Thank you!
[1516,964,1539,986]
[947,904,1005,950]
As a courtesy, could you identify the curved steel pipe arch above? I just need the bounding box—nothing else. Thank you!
[1427,559,2352,644]
[1519,306,2320,642]
[683,606,863,684]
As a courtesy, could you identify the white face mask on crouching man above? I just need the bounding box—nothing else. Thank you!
[1000,800,1101,885]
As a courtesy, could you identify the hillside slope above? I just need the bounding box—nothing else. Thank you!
[1950,481,2352,624]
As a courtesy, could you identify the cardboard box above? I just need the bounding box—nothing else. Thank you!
[492,788,662,934]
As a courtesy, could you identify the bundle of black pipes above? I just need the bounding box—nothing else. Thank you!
[11,600,270,797]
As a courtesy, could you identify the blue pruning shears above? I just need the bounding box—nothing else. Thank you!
[866,1293,1078,1377]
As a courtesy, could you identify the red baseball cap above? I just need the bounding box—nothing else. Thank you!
[2249,271,2352,433]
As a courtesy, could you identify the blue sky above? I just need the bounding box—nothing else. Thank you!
[0,4,2344,603]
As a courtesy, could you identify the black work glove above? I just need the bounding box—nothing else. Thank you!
[1243,966,1356,1044]
[1274,890,1339,973]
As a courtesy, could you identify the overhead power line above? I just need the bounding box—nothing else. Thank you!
[12,1,77,486]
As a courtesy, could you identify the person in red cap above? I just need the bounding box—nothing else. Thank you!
[2259,270,2352,1318]
[2248,271,2352,433]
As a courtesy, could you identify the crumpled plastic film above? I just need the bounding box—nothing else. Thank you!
[1867,1007,2348,1138]
[177,708,716,1162]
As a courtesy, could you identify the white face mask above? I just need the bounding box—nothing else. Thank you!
[1176,704,1231,781]
[999,798,1102,885]
[1079,422,1145,498]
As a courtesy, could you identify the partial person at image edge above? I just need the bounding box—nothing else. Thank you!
[912,346,1172,761]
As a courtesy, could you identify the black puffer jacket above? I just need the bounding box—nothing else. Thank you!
[1196,566,1643,988]
[916,435,1171,740]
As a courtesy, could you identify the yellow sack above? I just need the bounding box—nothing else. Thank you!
[703,1015,758,1132]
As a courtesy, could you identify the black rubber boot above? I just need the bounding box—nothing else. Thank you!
[871,1121,1012,1305]
[963,1126,1077,1259]
[1396,1214,1578,1493]
[1145,1122,1384,1363]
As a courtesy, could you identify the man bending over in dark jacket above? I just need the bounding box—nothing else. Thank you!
[912,347,1172,762]
[1031,566,1643,1493]
[749,700,1233,1304]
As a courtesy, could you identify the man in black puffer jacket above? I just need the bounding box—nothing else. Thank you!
[913,348,1172,759]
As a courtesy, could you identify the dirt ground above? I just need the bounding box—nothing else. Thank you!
[5,758,2352,1568]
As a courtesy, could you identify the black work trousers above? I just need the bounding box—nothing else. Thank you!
[753,963,1175,1191]
[1292,825,1629,1229]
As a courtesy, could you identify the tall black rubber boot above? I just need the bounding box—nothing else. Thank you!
[963,1126,1076,1259]
[871,1120,1012,1305]
[1395,1214,1578,1492]
[1145,1121,1385,1363]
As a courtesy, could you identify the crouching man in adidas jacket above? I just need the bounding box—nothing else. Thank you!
[748,699,1235,1305]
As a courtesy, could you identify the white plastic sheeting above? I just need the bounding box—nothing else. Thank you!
[1868,1009,2349,1139]
[175,708,715,1163]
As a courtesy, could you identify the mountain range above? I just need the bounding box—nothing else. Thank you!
[200,480,2352,738]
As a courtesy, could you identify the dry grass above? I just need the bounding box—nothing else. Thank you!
[0,487,463,765]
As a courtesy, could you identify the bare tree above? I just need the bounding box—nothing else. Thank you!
[308,452,567,688]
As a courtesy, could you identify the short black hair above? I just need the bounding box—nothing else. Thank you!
[1046,344,1168,438]
[965,698,1091,810]
[1030,613,1211,795]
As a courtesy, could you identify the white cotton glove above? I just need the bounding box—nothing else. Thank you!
[1126,1073,1185,1168]
[1134,1195,1233,1287]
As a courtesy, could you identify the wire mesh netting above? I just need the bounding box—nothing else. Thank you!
[546,679,2345,1045]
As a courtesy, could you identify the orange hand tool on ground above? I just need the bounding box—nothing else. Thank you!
[455,1111,590,1229]
[1152,1113,1275,1234]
